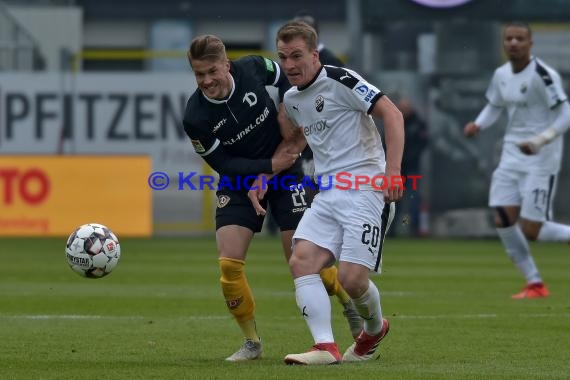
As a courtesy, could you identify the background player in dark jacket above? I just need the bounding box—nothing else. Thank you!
[183,35,360,361]
[395,97,428,237]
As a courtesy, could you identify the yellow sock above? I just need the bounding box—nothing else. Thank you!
[237,318,259,343]
[319,266,351,305]
[219,258,259,342]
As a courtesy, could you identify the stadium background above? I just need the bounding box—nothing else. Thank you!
[2,0,570,238]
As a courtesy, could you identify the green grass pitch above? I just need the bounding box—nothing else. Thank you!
[1,237,569,379]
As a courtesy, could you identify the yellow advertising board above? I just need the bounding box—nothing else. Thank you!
[0,156,152,237]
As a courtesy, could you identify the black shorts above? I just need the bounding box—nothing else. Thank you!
[215,171,311,233]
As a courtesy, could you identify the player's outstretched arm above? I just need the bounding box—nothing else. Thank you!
[465,103,503,138]
[183,119,276,175]
[371,95,404,203]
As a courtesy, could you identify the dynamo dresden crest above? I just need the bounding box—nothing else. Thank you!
[217,194,230,208]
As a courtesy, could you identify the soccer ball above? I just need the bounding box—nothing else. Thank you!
[65,223,121,278]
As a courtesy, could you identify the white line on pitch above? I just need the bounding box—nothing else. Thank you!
[0,315,228,320]
[1,313,569,321]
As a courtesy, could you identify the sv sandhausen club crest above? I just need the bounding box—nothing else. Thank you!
[315,95,324,112]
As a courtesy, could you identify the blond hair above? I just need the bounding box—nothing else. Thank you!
[276,21,318,51]
[188,34,227,63]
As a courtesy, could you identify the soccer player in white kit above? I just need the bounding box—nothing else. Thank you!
[249,21,404,364]
[465,22,570,299]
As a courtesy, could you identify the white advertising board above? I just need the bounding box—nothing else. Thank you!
[0,72,203,175]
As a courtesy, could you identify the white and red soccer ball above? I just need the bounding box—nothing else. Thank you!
[65,223,121,278]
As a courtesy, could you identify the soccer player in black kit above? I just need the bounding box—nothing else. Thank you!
[183,35,361,362]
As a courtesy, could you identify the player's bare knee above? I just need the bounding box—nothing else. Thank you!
[288,253,303,276]
[337,269,368,298]
[217,244,247,261]
[288,250,318,278]
[494,207,515,228]
[290,241,329,276]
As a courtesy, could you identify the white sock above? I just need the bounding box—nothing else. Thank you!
[537,221,570,242]
[352,280,383,335]
[496,225,542,284]
[294,274,334,344]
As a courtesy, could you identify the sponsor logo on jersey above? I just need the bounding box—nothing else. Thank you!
[217,194,231,208]
[303,120,330,136]
[315,95,324,112]
[223,106,270,145]
[339,71,352,81]
[520,82,527,93]
[329,68,359,88]
[355,84,369,96]
[191,139,206,153]
[364,89,376,102]
[213,118,227,133]
[292,104,300,112]
[264,57,274,72]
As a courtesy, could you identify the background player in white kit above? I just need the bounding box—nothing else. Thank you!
[464,22,570,299]
[249,21,404,364]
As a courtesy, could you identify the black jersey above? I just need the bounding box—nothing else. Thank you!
[183,56,290,177]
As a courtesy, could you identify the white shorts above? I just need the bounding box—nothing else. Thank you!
[293,189,395,273]
[489,167,557,222]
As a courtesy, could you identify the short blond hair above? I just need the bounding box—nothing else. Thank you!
[188,34,227,62]
[276,21,318,51]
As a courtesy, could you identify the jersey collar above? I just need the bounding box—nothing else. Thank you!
[510,56,534,74]
[298,65,324,91]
